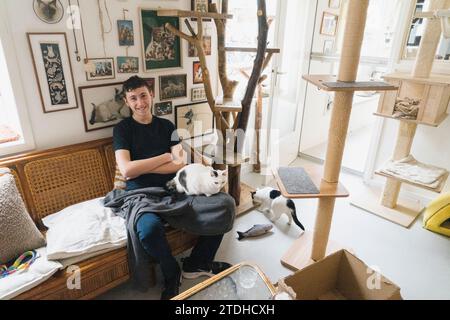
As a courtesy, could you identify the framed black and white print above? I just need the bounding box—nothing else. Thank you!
[159,74,187,100]
[175,101,213,140]
[27,32,77,113]
[78,82,130,132]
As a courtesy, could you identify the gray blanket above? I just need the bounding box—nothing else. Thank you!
[103,187,236,290]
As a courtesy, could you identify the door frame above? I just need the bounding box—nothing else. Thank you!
[263,0,318,175]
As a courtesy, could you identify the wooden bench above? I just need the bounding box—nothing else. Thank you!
[0,137,198,299]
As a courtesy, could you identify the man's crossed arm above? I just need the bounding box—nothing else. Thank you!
[115,143,186,180]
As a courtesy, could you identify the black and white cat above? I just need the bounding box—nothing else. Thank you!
[166,163,227,197]
[251,187,305,230]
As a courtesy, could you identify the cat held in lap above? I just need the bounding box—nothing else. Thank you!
[167,164,227,197]
[251,187,305,230]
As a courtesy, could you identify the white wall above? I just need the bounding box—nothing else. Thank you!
[1,0,218,152]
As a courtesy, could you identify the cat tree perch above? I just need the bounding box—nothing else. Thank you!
[275,0,399,270]
[159,0,272,215]
[351,0,450,228]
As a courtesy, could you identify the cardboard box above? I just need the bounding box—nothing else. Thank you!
[277,250,402,300]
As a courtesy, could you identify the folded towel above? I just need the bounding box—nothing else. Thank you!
[381,155,448,189]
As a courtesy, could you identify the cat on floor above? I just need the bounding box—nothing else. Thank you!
[251,187,305,230]
[166,163,227,197]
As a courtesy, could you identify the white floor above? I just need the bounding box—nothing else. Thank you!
[98,158,450,300]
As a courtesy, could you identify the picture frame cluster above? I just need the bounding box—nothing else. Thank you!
[27,6,214,138]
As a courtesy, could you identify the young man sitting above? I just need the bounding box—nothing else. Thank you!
[112,76,234,300]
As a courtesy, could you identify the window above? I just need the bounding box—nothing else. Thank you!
[0,3,35,156]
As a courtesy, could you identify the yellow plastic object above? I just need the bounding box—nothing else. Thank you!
[423,192,450,237]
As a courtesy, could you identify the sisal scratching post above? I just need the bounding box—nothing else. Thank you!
[311,0,369,261]
[380,0,447,209]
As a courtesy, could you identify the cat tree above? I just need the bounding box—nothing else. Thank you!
[351,0,450,228]
[158,0,275,215]
[275,0,400,270]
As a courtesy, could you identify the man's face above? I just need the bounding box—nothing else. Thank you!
[124,86,153,118]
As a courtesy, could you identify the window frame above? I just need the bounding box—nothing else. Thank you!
[0,1,35,156]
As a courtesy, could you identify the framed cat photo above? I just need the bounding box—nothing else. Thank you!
[159,74,187,100]
[85,57,115,81]
[78,82,130,132]
[175,101,214,140]
[117,56,139,73]
[140,9,182,71]
[188,36,211,57]
[153,101,173,116]
[27,32,78,113]
[191,0,212,21]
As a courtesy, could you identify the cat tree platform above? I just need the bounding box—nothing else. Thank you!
[302,75,399,92]
[273,166,349,199]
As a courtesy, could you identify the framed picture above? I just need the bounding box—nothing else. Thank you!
[175,101,213,140]
[323,40,334,55]
[79,82,130,132]
[142,77,156,96]
[191,87,206,102]
[193,61,203,84]
[153,101,173,116]
[140,9,182,71]
[27,32,77,113]
[320,12,338,36]
[191,0,212,21]
[159,74,187,100]
[85,58,115,81]
[188,36,211,57]
[117,20,134,46]
[117,56,139,73]
[328,0,341,9]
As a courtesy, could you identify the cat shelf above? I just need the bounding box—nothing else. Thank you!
[157,9,232,20]
[375,156,449,193]
[302,75,398,92]
[214,96,242,113]
[224,47,281,54]
[375,73,450,127]
[273,166,349,199]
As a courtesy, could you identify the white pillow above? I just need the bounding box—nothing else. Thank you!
[0,247,62,300]
[42,197,127,260]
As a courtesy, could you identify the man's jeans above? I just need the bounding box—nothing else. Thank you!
[136,212,224,282]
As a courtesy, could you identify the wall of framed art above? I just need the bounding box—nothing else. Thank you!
[0,0,218,150]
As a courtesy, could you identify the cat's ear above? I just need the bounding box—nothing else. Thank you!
[221,170,227,176]
[250,191,256,199]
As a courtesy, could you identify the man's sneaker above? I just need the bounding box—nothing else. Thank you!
[160,271,181,300]
[182,259,232,279]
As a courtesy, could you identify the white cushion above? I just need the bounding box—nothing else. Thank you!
[0,247,62,300]
[42,197,127,260]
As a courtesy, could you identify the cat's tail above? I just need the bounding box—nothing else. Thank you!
[237,231,246,241]
[286,199,305,231]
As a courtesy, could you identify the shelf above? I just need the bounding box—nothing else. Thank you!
[273,166,349,199]
[214,97,242,112]
[224,47,280,54]
[375,169,449,194]
[373,112,448,127]
[157,9,232,20]
[383,73,450,86]
[302,74,399,92]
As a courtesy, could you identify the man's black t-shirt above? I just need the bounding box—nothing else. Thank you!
[113,116,180,190]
